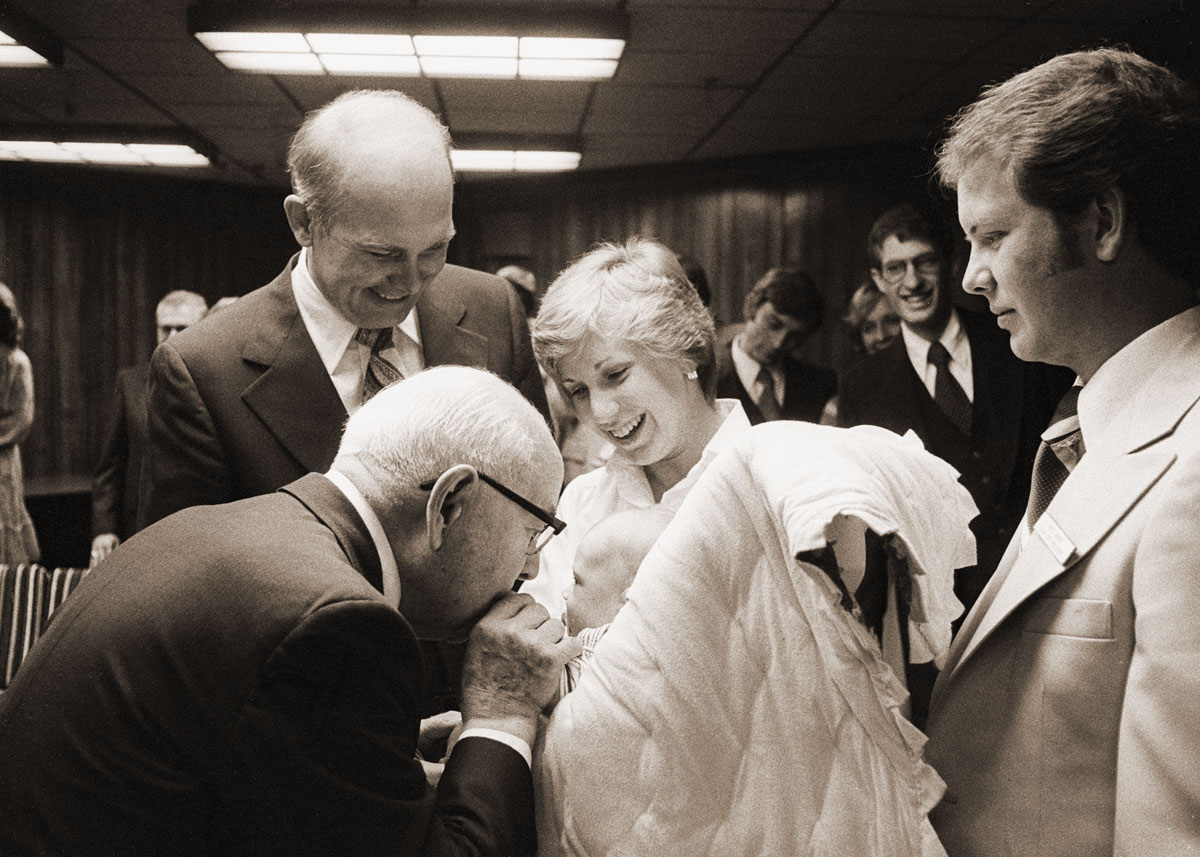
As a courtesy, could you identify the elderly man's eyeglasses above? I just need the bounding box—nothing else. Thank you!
[419,471,566,555]
[878,253,942,285]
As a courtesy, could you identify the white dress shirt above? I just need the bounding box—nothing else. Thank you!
[323,468,532,768]
[901,309,974,403]
[292,248,424,415]
[731,336,785,409]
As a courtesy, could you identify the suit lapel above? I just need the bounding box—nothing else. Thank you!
[878,339,930,435]
[418,283,488,369]
[240,260,347,474]
[944,330,1200,680]
[280,473,384,593]
[947,448,1175,676]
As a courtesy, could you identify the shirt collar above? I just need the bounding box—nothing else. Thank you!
[730,334,782,395]
[292,247,423,373]
[901,307,966,367]
[1077,304,1200,450]
[324,468,401,606]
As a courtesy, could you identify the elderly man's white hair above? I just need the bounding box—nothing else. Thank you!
[334,366,554,502]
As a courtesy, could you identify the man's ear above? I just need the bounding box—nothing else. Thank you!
[869,268,887,292]
[1093,186,1127,263]
[283,194,315,247]
[425,464,478,552]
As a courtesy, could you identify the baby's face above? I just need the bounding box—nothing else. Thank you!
[567,546,635,635]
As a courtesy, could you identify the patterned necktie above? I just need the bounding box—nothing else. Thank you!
[755,367,782,421]
[926,341,972,436]
[1026,384,1085,530]
[355,327,403,404]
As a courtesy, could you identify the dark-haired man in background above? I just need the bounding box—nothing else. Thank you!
[838,204,1071,616]
[715,267,837,424]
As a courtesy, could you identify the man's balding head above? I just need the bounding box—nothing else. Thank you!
[288,90,452,230]
[282,90,458,330]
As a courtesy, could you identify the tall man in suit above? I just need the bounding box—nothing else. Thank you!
[90,289,207,566]
[837,204,1071,615]
[0,366,578,856]
[924,48,1200,856]
[139,89,547,529]
[715,268,837,424]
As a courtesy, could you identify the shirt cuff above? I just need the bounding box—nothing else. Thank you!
[455,727,533,768]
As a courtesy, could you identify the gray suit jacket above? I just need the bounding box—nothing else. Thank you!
[139,255,548,528]
[925,314,1200,856]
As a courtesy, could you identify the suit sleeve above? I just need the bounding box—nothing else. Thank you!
[1115,448,1200,852]
[501,281,551,426]
[91,375,129,536]
[227,600,535,857]
[139,340,232,529]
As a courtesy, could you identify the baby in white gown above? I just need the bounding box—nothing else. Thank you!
[536,422,975,857]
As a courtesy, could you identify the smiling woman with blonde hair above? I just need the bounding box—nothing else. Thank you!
[522,237,751,621]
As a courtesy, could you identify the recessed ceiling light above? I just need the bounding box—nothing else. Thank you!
[0,28,54,67]
[189,4,627,80]
[451,149,581,173]
[0,140,210,168]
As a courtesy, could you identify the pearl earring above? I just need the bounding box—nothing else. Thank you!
[685,369,699,380]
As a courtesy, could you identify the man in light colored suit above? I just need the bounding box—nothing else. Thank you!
[925,48,1200,856]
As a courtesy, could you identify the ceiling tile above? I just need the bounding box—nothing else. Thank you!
[615,51,772,89]
[799,11,1006,60]
[632,8,820,55]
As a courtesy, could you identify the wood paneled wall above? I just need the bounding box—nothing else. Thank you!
[0,143,959,487]
[453,144,961,370]
[0,163,296,486]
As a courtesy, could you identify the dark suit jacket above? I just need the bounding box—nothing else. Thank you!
[714,339,838,425]
[837,310,1074,608]
[139,256,549,529]
[92,362,149,540]
[0,474,535,857]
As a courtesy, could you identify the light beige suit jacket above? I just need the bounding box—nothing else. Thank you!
[925,315,1200,857]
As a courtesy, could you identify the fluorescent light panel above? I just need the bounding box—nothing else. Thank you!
[451,149,580,172]
[0,29,52,67]
[195,30,623,79]
[0,141,210,167]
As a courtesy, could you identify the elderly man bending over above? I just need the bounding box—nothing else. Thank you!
[0,366,578,857]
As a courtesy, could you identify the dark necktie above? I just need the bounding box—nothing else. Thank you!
[1026,384,1085,530]
[755,367,782,421]
[355,327,403,403]
[926,341,972,436]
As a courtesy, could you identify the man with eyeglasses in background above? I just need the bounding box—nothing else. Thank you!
[0,367,576,857]
[837,203,1071,727]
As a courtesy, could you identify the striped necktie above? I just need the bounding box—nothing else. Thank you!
[1026,385,1084,530]
[356,327,403,403]
[926,341,972,436]
[755,367,782,421]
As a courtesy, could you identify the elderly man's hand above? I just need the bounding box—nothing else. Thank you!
[460,593,582,747]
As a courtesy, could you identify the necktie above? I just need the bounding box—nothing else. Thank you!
[926,341,972,435]
[755,367,782,421]
[356,327,403,403]
[1026,385,1085,530]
